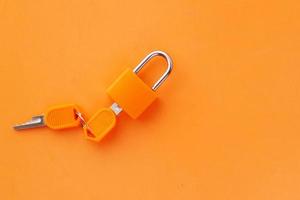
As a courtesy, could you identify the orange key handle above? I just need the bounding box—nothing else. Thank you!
[44,104,81,130]
[83,108,116,141]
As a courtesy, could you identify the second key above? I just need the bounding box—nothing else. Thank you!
[13,104,84,131]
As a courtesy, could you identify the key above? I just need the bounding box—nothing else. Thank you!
[14,104,84,131]
[84,51,173,142]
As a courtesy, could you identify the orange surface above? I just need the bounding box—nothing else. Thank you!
[0,0,300,199]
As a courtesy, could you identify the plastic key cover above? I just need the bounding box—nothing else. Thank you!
[84,108,116,142]
[44,104,81,130]
[106,68,157,119]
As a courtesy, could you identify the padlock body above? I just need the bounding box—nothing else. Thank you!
[106,68,157,119]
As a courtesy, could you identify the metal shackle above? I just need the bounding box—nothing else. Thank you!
[133,50,173,91]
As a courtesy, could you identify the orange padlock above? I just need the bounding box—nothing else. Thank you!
[84,50,173,141]
[107,50,173,119]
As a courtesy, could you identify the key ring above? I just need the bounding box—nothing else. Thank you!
[75,111,88,127]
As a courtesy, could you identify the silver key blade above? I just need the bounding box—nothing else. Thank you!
[110,102,123,116]
[13,115,46,130]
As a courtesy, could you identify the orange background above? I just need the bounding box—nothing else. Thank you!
[1,0,300,199]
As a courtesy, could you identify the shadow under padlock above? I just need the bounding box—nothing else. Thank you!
[83,50,173,142]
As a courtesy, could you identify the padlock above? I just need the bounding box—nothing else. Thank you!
[84,50,173,141]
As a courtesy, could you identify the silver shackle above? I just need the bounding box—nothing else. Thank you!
[133,50,173,91]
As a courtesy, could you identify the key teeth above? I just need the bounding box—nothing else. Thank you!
[13,115,45,130]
